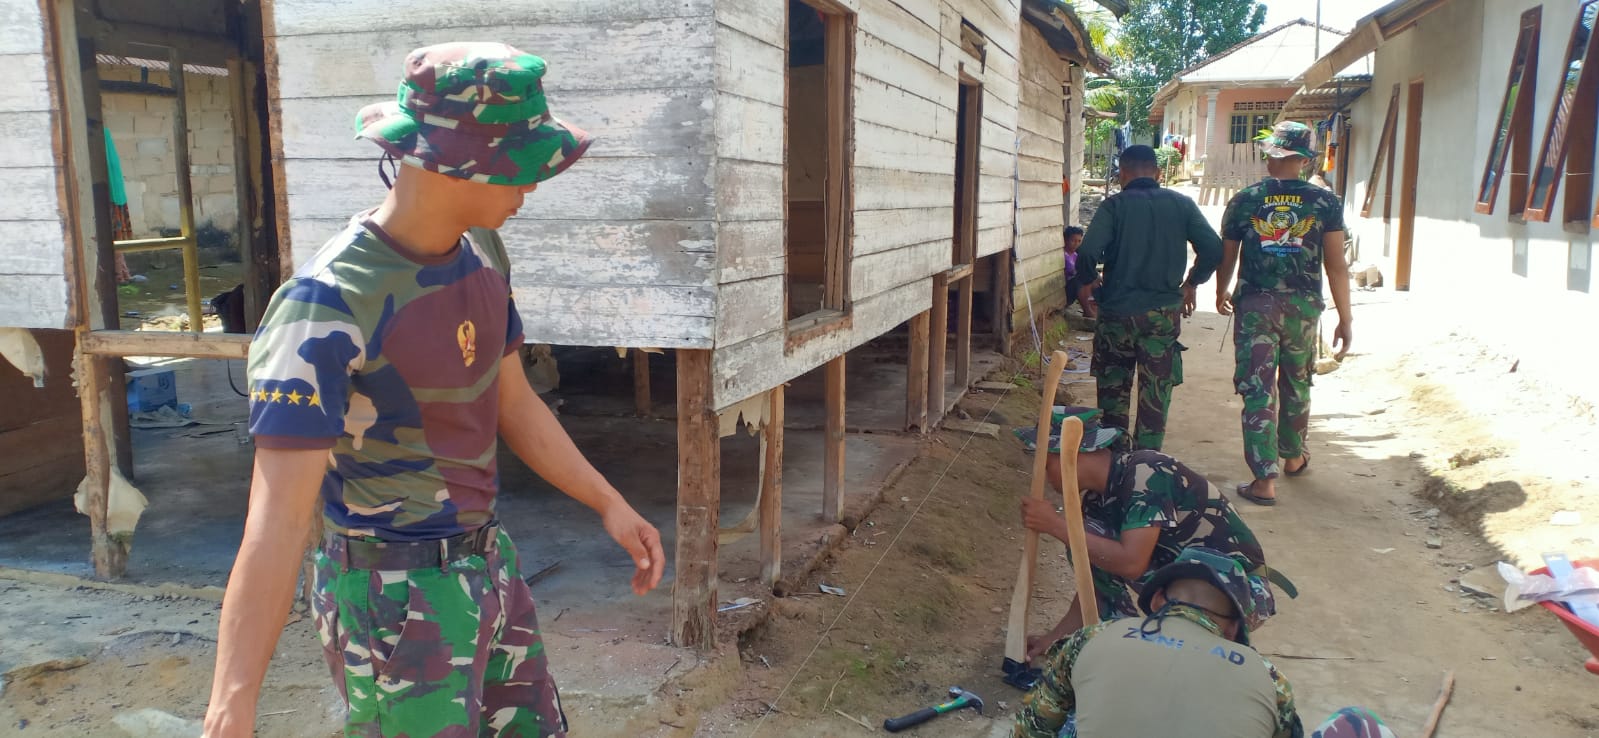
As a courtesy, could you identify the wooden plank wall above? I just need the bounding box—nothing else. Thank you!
[710,0,1027,410]
[0,0,71,329]
[266,0,719,348]
[1013,23,1070,325]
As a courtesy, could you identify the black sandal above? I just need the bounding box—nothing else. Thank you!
[1236,481,1277,507]
[1284,454,1311,477]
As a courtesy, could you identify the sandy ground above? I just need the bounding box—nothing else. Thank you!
[4,293,1597,735]
[685,302,1599,737]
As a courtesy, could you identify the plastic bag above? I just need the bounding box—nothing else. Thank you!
[1497,561,1599,613]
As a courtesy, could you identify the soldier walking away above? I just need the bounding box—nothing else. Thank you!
[1216,122,1353,506]
[202,43,663,738]
[1016,425,1290,660]
[1076,145,1223,451]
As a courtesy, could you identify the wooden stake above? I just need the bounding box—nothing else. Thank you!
[633,349,652,417]
[906,311,929,432]
[928,274,950,426]
[759,386,784,588]
[1056,416,1095,627]
[1420,670,1455,738]
[823,356,846,522]
[672,349,720,649]
[1004,350,1070,665]
[955,275,974,391]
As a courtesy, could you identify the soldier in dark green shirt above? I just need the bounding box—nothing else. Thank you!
[1216,123,1353,506]
[1077,145,1223,451]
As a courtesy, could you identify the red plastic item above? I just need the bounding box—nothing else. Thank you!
[1530,559,1599,676]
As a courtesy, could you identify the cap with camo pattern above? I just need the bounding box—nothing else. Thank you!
[356,42,593,186]
[1255,121,1318,159]
[1138,545,1260,644]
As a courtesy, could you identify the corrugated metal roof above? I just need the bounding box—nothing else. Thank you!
[1179,21,1359,84]
[96,53,228,77]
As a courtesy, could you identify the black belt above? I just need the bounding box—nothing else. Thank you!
[324,523,499,571]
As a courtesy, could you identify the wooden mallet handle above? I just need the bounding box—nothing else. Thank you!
[1003,350,1071,664]
[1056,416,1096,627]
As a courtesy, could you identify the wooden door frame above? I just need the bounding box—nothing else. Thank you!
[1396,78,1425,291]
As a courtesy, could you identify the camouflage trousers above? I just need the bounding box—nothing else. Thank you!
[1233,291,1320,480]
[312,528,566,737]
[1091,306,1184,451]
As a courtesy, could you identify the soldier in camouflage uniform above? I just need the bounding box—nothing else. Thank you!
[1020,425,1288,661]
[1012,547,1303,738]
[204,43,664,738]
[1077,146,1222,451]
[1217,122,1354,506]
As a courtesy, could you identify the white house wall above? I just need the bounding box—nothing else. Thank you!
[1343,0,1598,398]
[267,0,720,349]
[710,0,1026,411]
[0,0,71,329]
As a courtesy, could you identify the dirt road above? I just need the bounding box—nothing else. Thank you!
[699,305,1599,736]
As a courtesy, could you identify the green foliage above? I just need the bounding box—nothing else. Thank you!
[1114,0,1268,137]
[1155,145,1182,170]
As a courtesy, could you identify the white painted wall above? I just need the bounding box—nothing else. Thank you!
[1342,0,1599,400]
[710,0,1028,409]
[267,0,719,349]
[0,0,71,329]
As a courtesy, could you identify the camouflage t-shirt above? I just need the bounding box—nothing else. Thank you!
[1085,450,1266,578]
[1222,178,1345,305]
[248,215,523,542]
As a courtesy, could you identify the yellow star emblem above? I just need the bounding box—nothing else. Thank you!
[307,392,321,407]
[286,390,303,405]
[269,389,284,404]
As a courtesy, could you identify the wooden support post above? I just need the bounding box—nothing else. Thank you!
[633,350,652,417]
[906,311,929,431]
[672,349,720,649]
[994,251,1013,354]
[955,275,974,391]
[52,0,132,576]
[928,274,950,426]
[823,356,846,522]
[165,45,204,333]
[759,386,784,588]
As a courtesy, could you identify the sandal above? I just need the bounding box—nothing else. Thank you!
[1236,481,1277,507]
[1284,454,1311,477]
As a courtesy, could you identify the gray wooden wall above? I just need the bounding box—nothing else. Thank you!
[1014,22,1069,324]
[267,0,719,349]
[0,0,71,329]
[710,0,1029,410]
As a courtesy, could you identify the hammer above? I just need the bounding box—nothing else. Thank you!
[883,687,984,733]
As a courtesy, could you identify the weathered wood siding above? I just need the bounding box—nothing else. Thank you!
[267,0,719,348]
[0,0,71,329]
[710,0,1025,410]
[1013,22,1068,324]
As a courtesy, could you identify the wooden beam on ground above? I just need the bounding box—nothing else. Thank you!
[79,330,251,359]
[906,311,929,432]
[955,276,974,391]
[759,386,784,588]
[633,349,652,417]
[928,274,950,426]
[672,349,720,649]
[823,356,846,523]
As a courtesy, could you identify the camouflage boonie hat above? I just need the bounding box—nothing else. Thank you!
[1138,546,1258,645]
[356,42,593,186]
[1255,121,1317,159]
[1012,407,1120,454]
